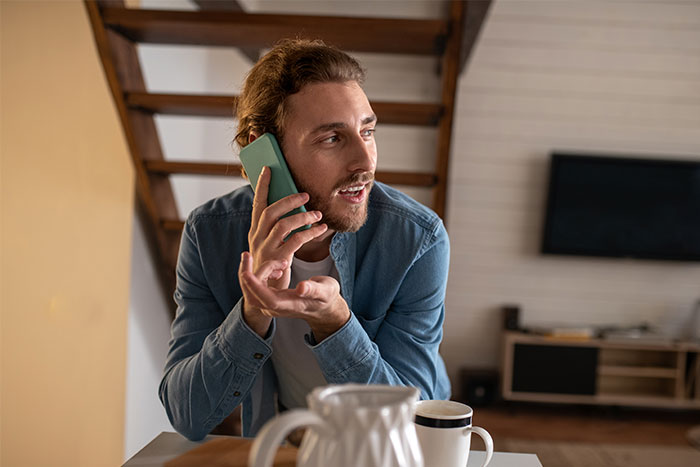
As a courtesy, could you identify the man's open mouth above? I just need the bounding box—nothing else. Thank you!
[337,183,370,204]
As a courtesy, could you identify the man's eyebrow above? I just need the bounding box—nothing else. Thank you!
[362,115,378,125]
[310,115,378,134]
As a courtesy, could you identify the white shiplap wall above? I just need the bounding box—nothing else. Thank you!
[443,0,700,388]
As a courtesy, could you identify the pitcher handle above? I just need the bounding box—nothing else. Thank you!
[248,409,326,467]
[466,425,494,467]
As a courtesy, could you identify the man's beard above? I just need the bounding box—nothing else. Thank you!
[296,172,374,233]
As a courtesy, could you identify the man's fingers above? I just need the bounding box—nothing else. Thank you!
[238,252,263,309]
[269,210,322,242]
[296,276,337,300]
[251,166,271,231]
[269,269,283,280]
[279,224,329,257]
[238,253,338,317]
[295,281,313,298]
[239,251,287,281]
[238,251,254,276]
[255,258,289,280]
[258,192,309,233]
[243,272,313,314]
[243,277,289,312]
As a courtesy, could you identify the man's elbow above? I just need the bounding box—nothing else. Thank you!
[172,419,210,442]
[159,383,210,441]
[164,402,211,441]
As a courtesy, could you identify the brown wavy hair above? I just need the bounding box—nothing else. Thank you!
[234,38,366,150]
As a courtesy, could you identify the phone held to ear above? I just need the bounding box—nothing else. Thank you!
[238,133,311,232]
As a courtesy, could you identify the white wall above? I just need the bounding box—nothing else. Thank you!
[125,0,700,457]
[442,0,700,383]
[124,215,176,460]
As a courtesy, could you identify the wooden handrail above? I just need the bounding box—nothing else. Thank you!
[102,7,448,55]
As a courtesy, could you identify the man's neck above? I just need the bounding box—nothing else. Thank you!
[295,230,335,262]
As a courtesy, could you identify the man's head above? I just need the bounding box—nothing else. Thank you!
[235,38,366,149]
[236,39,377,233]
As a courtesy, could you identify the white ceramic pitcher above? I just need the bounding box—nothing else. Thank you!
[248,384,424,467]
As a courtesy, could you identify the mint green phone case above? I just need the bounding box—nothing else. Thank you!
[238,133,310,230]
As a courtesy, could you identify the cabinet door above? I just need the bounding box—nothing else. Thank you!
[512,344,598,395]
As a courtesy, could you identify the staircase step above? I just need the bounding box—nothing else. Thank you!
[102,7,448,55]
[127,93,236,117]
[145,160,243,176]
[126,92,443,126]
[162,219,186,232]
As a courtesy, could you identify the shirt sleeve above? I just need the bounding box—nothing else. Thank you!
[309,220,451,400]
[158,218,274,441]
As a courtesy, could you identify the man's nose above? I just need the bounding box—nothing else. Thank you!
[347,136,376,173]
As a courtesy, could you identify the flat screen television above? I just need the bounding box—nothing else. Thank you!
[541,152,700,261]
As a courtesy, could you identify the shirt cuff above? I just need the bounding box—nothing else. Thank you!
[307,314,372,379]
[216,300,276,374]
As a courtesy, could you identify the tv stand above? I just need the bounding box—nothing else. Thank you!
[500,331,700,408]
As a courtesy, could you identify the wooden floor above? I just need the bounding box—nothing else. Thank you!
[469,402,700,449]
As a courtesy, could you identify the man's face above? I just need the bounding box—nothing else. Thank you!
[281,81,377,233]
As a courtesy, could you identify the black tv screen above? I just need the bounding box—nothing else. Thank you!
[542,153,700,261]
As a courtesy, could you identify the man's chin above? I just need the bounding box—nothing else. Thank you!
[323,204,368,233]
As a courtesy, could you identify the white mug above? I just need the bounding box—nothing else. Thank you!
[414,400,493,467]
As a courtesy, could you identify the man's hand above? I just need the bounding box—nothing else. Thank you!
[241,166,330,337]
[239,251,351,342]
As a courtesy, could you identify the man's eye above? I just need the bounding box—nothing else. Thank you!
[362,128,376,138]
[322,135,339,144]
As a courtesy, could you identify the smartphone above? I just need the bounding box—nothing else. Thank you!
[238,133,310,232]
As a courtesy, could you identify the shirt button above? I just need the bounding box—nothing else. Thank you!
[233,391,241,397]
[253,353,264,359]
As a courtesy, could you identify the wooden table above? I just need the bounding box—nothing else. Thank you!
[123,431,543,467]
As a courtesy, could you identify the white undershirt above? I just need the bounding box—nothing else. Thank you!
[270,254,340,409]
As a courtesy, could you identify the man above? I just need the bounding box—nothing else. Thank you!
[159,39,450,440]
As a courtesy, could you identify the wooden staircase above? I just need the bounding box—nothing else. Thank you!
[85,0,491,314]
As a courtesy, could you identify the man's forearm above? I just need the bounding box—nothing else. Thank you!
[310,313,448,400]
[160,303,273,440]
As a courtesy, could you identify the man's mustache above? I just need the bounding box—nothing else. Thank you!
[333,172,375,191]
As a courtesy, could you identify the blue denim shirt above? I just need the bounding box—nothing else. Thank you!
[159,182,451,440]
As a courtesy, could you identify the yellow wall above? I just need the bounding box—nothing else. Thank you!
[1,1,134,465]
